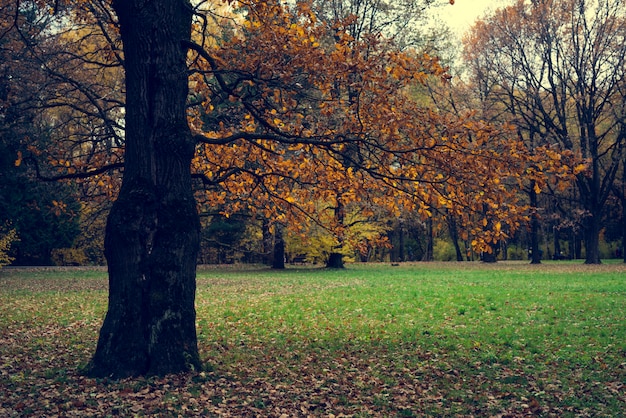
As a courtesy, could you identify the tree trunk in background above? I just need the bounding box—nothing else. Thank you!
[583,214,602,264]
[529,184,542,264]
[87,0,201,378]
[581,165,603,264]
[272,225,285,269]
[553,226,562,260]
[481,250,497,263]
[447,214,464,262]
[614,162,626,263]
[398,220,405,261]
[620,166,626,263]
[422,217,433,261]
[327,252,345,268]
[261,219,273,265]
[621,188,626,263]
[326,194,345,268]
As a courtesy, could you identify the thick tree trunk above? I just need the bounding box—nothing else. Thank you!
[87,0,201,378]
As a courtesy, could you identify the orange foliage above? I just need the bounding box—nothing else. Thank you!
[186,0,554,253]
[2,0,568,255]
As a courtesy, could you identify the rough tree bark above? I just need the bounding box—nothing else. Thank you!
[87,0,201,378]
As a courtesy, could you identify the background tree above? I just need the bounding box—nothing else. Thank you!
[309,0,437,49]
[0,153,81,265]
[0,1,85,265]
[463,0,626,264]
[306,0,438,267]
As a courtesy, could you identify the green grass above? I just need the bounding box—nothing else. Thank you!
[1,262,625,416]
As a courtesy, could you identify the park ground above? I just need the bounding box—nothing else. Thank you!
[1,261,625,416]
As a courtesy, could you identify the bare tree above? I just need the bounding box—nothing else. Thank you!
[463,0,626,264]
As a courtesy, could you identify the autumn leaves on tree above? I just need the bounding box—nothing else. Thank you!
[3,0,578,266]
[186,0,550,265]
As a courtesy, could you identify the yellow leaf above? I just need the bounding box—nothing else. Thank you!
[573,163,586,175]
[14,151,22,167]
[533,182,541,194]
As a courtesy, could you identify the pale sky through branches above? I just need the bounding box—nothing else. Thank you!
[433,0,514,36]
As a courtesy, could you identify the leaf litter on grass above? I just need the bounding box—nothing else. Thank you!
[1,263,625,416]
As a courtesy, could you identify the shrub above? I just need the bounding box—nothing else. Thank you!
[0,228,18,267]
[599,239,619,259]
[433,238,457,261]
[51,248,88,266]
[507,245,527,261]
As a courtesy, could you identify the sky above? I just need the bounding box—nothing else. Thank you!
[432,0,514,36]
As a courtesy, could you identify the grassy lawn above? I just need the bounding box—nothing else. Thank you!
[1,262,624,416]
